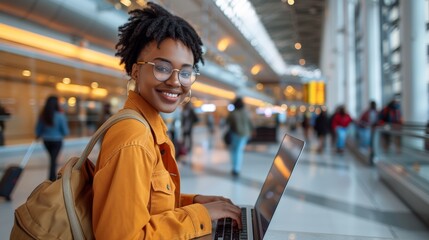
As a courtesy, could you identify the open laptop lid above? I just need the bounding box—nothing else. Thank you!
[254,134,305,239]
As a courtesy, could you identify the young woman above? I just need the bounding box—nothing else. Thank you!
[92,3,241,239]
[35,95,69,181]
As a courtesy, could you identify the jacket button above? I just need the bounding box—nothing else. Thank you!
[166,184,170,190]
[200,224,204,230]
[160,149,165,155]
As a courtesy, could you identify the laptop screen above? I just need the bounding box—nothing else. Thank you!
[254,134,304,238]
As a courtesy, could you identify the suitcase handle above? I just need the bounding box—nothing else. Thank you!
[19,141,37,168]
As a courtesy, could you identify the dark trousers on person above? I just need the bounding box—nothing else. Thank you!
[0,130,4,146]
[43,140,62,181]
[183,130,193,152]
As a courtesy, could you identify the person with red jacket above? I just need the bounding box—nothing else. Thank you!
[378,99,402,152]
[331,105,353,153]
[358,101,378,150]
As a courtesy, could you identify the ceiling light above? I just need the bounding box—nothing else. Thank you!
[251,64,262,75]
[62,78,71,84]
[91,82,99,88]
[22,70,31,77]
[214,0,287,75]
[0,24,122,70]
[136,0,146,7]
[68,97,77,107]
[287,0,295,6]
[217,38,231,52]
[57,83,89,94]
[120,0,132,7]
[299,59,306,65]
[294,42,301,50]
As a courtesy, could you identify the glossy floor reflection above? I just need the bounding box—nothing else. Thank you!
[1,125,429,239]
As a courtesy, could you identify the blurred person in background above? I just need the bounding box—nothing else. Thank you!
[181,101,199,152]
[35,95,69,181]
[301,112,311,144]
[331,105,353,153]
[0,103,10,146]
[226,97,253,177]
[378,99,402,153]
[358,100,378,151]
[314,108,329,153]
[97,102,113,128]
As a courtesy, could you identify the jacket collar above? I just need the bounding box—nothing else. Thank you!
[123,91,168,145]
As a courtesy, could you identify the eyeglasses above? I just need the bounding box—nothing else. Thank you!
[136,60,199,87]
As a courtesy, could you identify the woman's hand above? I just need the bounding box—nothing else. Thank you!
[195,195,242,229]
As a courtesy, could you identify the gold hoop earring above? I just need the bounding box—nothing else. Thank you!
[127,78,136,94]
[181,90,191,105]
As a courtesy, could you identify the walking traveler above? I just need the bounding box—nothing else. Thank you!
[35,95,69,181]
[226,97,253,176]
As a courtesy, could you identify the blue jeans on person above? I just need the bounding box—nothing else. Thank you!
[336,127,347,150]
[229,132,249,174]
[358,127,371,148]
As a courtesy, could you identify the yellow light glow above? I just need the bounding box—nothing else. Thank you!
[68,97,77,107]
[136,0,147,6]
[243,97,266,107]
[62,78,71,84]
[91,82,99,89]
[251,64,262,75]
[22,70,31,77]
[56,82,108,98]
[281,104,288,111]
[274,155,291,178]
[91,88,108,97]
[217,38,231,52]
[256,83,264,90]
[56,83,90,94]
[192,82,235,100]
[288,0,295,6]
[299,59,306,65]
[294,42,301,50]
[0,24,121,70]
[120,0,132,7]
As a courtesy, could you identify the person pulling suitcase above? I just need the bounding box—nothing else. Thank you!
[0,141,37,201]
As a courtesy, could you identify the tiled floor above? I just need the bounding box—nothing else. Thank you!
[1,125,429,239]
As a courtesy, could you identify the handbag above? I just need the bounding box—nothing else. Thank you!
[10,109,148,240]
[223,128,232,146]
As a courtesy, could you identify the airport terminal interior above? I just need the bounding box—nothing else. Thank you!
[1,0,429,239]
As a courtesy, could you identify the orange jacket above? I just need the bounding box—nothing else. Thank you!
[92,91,211,239]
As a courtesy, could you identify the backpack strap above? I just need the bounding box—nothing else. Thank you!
[74,109,149,170]
[62,109,149,239]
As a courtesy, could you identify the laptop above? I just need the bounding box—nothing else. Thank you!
[198,133,305,240]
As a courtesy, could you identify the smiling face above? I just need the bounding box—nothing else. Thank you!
[131,38,194,113]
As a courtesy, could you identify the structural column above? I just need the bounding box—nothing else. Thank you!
[322,0,338,113]
[344,0,357,117]
[334,0,346,109]
[399,0,428,124]
[363,0,382,109]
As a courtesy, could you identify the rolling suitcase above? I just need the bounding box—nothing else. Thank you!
[0,141,36,201]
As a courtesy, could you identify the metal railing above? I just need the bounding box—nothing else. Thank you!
[371,123,429,226]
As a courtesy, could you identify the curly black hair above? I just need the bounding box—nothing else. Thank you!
[115,2,204,77]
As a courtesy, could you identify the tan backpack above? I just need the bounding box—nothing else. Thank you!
[10,109,148,239]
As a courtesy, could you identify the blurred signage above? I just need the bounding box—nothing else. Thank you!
[303,81,325,105]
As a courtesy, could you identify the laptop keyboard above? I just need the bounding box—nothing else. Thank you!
[214,208,248,240]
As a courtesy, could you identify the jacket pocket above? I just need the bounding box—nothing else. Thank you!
[150,170,176,214]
